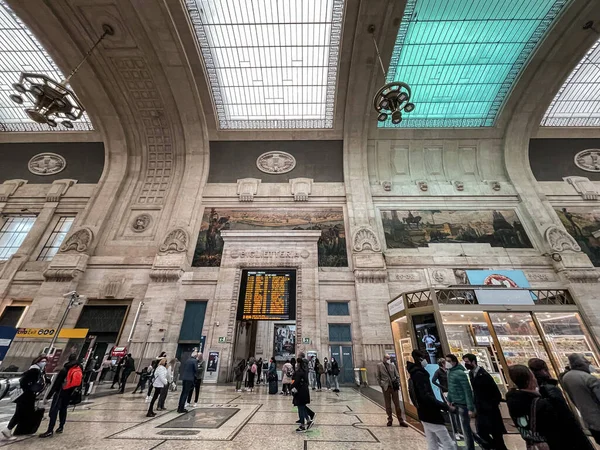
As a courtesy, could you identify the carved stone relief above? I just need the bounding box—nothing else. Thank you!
[131,214,152,232]
[0,179,26,202]
[574,149,600,172]
[46,179,76,202]
[389,272,421,282]
[418,181,428,191]
[545,225,581,252]
[431,270,445,283]
[59,228,94,253]
[354,269,387,283]
[485,180,501,191]
[564,176,598,200]
[256,151,296,174]
[289,178,312,202]
[28,153,66,176]
[158,228,189,254]
[236,178,261,202]
[352,227,382,252]
[453,180,464,192]
[382,181,392,191]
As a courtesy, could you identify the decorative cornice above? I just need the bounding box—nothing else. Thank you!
[158,228,189,254]
[354,269,387,283]
[353,227,382,252]
[42,268,83,282]
[46,179,76,202]
[149,268,184,282]
[545,225,581,252]
[0,179,27,202]
[564,270,600,284]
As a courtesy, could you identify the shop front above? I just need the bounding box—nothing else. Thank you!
[387,285,600,419]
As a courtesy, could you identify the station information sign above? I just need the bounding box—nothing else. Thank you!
[237,269,296,320]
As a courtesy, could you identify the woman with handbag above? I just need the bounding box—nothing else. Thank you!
[147,358,168,417]
[506,364,594,450]
[291,353,314,433]
[268,357,278,394]
[2,355,47,440]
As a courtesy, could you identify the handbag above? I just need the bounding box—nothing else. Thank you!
[383,362,400,391]
[9,387,22,403]
[526,397,550,450]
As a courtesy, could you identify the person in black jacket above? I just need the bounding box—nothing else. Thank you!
[292,352,314,433]
[528,358,594,450]
[408,350,454,450]
[2,356,47,440]
[119,354,135,393]
[463,353,507,450]
[506,364,594,450]
[39,354,82,438]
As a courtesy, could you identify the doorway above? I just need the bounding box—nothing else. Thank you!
[330,345,353,384]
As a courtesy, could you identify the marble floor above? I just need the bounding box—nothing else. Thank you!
[0,383,537,449]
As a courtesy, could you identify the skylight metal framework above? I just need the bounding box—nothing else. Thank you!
[541,38,600,127]
[380,0,570,129]
[185,0,344,129]
[0,0,93,131]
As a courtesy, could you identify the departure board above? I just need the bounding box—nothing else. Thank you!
[237,270,296,320]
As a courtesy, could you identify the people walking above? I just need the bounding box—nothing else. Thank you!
[281,359,294,395]
[147,358,168,417]
[110,357,123,389]
[330,356,340,392]
[39,354,82,438]
[408,350,456,450]
[132,366,150,394]
[292,352,314,433]
[528,358,593,449]
[119,354,135,394]
[561,353,600,445]
[178,354,197,413]
[2,356,47,440]
[506,364,591,450]
[445,354,475,450]
[315,358,324,391]
[99,356,112,383]
[323,357,331,390]
[256,358,263,384]
[234,359,245,392]
[376,353,409,427]
[268,357,278,394]
[186,352,205,407]
[462,353,507,450]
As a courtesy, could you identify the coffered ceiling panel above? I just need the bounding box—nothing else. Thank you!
[184,0,344,130]
[0,0,93,131]
[380,0,570,129]
[541,37,600,127]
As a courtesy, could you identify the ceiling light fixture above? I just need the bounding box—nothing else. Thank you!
[9,24,114,129]
[369,25,415,124]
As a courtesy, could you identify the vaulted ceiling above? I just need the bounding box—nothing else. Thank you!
[0,0,599,137]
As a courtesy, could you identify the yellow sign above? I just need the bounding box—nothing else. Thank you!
[16,328,88,339]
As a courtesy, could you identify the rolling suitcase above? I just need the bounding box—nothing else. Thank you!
[14,406,45,435]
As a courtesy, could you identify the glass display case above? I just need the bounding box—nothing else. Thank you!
[535,312,600,371]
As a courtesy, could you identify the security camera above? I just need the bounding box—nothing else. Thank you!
[63,291,77,297]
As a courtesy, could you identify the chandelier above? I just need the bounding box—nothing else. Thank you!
[369,25,415,125]
[9,24,113,129]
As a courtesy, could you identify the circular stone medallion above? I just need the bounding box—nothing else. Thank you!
[256,151,296,174]
[574,149,600,172]
[131,214,152,233]
[28,153,66,176]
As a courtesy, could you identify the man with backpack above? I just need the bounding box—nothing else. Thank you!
[39,354,82,438]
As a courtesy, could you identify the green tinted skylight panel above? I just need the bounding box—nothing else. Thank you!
[380,0,570,128]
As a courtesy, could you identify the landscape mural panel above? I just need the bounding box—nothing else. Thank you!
[192,208,348,267]
[556,207,600,267]
[380,210,532,249]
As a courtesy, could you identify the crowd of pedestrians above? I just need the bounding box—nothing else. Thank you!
[404,347,600,450]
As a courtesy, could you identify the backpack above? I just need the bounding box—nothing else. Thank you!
[251,364,257,374]
[64,365,83,390]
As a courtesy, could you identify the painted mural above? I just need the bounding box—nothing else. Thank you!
[556,207,600,267]
[381,210,532,249]
[192,208,348,267]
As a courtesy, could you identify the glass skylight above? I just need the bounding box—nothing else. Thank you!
[380,0,570,128]
[541,38,600,127]
[185,0,344,129]
[0,0,93,131]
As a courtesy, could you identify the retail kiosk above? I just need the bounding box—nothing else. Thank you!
[387,284,600,419]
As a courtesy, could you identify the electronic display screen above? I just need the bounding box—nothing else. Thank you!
[237,269,296,320]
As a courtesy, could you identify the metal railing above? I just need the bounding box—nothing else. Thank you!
[403,287,575,309]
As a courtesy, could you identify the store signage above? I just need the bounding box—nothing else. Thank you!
[388,297,405,316]
[16,328,88,339]
[111,346,128,358]
[474,289,534,306]
[207,351,219,372]
[466,270,530,288]
[0,327,17,361]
